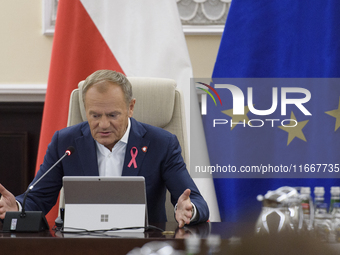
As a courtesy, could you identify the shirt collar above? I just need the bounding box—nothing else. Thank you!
[95,118,131,154]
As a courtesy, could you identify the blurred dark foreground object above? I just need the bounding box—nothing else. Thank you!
[232,233,338,255]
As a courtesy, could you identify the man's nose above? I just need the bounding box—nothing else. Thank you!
[99,116,110,129]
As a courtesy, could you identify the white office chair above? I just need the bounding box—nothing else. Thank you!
[60,77,189,222]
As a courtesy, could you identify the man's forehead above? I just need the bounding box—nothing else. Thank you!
[85,83,124,103]
[89,80,120,92]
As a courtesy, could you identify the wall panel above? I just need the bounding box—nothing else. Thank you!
[0,102,43,196]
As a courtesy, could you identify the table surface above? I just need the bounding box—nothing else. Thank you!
[0,220,254,255]
[1,220,340,255]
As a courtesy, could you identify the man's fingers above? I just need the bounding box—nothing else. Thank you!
[184,203,192,211]
[0,183,9,196]
[0,183,5,194]
[176,189,193,228]
[178,189,191,204]
[185,210,192,219]
[176,211,190,228]
[177,212,191,228]
[0,203,6,219]
[184,216,190,225]
[178,218,189,228]
[182,189,191,200]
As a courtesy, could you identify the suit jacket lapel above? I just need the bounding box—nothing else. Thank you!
[75,124,99,176]
[122,118,150,176]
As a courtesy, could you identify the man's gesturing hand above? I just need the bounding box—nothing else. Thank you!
[175,189,193,228]
[0,183,18,219]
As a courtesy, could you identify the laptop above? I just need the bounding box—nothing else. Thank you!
[62,176,147,233]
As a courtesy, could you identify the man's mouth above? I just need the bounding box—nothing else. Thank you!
[99,131,111,136]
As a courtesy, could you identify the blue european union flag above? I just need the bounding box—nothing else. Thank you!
[206,0,340,222]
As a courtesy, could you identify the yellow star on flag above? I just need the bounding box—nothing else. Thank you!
[221,106,251,130]
[278,111,309,146]
[325,97,340,132]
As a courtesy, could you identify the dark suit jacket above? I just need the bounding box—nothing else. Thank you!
[16,118,209,223]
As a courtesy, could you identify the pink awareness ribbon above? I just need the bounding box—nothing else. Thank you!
[127,147,138,168]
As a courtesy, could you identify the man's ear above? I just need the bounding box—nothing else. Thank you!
[128,99,136,117]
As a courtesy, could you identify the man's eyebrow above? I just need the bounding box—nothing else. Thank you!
[107,111,120,114]
[88,110,121,115]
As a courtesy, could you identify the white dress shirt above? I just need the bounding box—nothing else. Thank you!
[96,118,131,176]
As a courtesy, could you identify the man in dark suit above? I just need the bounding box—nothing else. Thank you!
[0,70,209,227]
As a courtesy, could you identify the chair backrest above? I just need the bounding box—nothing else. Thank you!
[61,77,189,222]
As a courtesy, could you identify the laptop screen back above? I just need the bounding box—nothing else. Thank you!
[62,176,147,232]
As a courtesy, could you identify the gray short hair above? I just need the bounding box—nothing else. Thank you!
[82,70,133,106]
